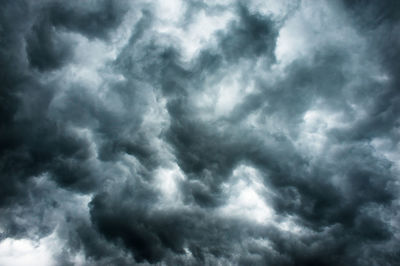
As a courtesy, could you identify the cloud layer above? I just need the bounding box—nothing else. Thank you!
[1,0,399,265]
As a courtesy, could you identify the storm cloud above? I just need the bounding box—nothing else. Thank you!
[0,0,399,265]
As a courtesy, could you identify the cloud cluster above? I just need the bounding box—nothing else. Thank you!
[0,0,399,265]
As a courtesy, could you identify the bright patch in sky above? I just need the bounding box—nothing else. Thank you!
[220,165,273,224]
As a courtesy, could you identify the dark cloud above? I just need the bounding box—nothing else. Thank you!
[26,15,73,71]
[47,0,127,40]
[0,0,399,265]
[218,4,278,63]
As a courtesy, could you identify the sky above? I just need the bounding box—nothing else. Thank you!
[0,0,399,265]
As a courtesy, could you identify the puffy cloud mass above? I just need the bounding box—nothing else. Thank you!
[1,0,399,265]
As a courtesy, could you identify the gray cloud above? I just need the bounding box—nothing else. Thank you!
[0,0,399,265]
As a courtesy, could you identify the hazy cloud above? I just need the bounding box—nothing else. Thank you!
[1,0,399,265]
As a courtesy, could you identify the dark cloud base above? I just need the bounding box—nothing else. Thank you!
[0,0,399,265]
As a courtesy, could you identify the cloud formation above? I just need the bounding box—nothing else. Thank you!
[0,0,399,265]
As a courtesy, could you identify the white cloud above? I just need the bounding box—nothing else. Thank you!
[219,165,273,224]
[0,235,56,266]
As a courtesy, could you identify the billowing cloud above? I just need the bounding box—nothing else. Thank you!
[1,0,399,265]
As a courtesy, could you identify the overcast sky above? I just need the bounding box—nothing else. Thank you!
[1,0,400,265]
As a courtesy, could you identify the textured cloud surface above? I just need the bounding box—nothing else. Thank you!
[1,0,400,265]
